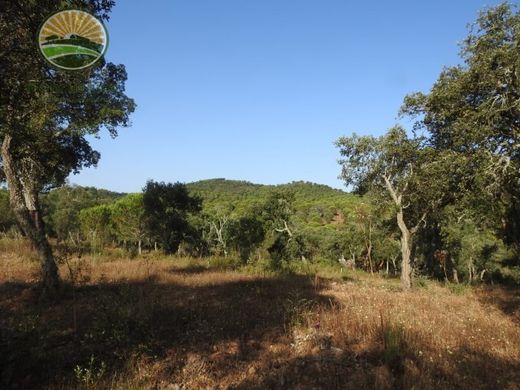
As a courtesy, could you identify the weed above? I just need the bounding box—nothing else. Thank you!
[382,321,408,370]
[447,282,470,295]
[74,355,107,388]
[207,255,241,270]
[283,293,315,328]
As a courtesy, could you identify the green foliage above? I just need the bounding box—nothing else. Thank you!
[228,216,265,262]
[382,322,410,370]
[207,255,242,270]
[0,1,135,289]
[0,1,136,191]
[188,179,359,227]
[79,204,113,253]
[440,205,503,282]
[110,193,146,253]
[187,179,372,267]
[401,2,520,263]
[42,185,123,241]
[74,355,107,388]
[446,282,471,295]
[335,3,520,284]
[143,181,202,254]
[0,189,17,233]
[336,126,453,227]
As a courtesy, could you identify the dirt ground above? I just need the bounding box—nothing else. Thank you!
[1,255,519,389]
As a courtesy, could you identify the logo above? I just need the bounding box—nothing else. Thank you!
[38,10,108,70]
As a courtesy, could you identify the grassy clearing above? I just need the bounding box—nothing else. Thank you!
[0,245,519,389]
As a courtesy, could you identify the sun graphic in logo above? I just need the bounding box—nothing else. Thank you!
[38,10,108,70]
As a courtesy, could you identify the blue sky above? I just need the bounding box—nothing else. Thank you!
[70,0,503,192]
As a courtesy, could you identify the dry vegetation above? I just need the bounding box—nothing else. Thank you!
[1,240,519,389]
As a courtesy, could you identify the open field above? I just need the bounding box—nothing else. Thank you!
[1,246,519,389]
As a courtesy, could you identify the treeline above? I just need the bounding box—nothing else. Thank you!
[69,180,399,271]
[2,180,395,269]
[2,180,513,287]
[1,169,517,284]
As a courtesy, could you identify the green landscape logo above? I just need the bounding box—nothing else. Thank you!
[38,10,108,70]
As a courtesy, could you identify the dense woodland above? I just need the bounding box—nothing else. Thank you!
[1,174,518,285]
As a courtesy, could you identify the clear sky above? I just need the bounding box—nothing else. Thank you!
[69,0,503,192]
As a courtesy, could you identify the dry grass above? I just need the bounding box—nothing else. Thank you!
[0,244,519,389]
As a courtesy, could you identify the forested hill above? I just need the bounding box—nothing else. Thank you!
[186,178,360,225]
[0,179,360,237]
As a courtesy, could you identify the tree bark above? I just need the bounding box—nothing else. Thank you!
[453,269,460,284]
[396,208,412,289]
[1,135,60,292]
[366,221,373,275]
[383,174,419,289]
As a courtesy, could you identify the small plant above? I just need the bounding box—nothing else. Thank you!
[74,355,107,387]
[447,282,469,295]
[413,274,432,289]
[283,293,315,329]
[380,312,410,371]
[207,255,241,270]
[383,324,407,368]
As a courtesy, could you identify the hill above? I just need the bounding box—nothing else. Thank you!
[186,178,361,226]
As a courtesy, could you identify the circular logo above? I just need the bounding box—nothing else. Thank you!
[38,10,108,70]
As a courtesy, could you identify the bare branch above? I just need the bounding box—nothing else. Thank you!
[410,211,427,235]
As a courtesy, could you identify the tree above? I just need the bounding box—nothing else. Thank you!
[324,223,364,266]
[401,3,520,263]
[0,189,17,233]
[79,204,113,253]
[440,204,502,283]
[42,185,122,243]
[228,216,265,262]
[205,203,235,256]
[0,1,135,292]
[111,193,146,255]
[336,126,452,288]
[260,190,297,265]
[261,190,296,238]
[353,203,376,274]
[142,181,202,254]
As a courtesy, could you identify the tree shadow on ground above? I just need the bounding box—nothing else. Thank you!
[167,264,211,275]
[475,285,520,323]
[233,329,520,390]
[2,274,519,389]
[0,273,332,388]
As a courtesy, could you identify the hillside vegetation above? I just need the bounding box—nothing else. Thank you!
[187,179,359,224]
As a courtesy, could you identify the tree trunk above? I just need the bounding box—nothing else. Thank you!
[383,175,414,289]
[138,239,142,255]
[397,207,413,289]
[366,235,373,275]
[453,268,460,284]
[16,208,59,290]
[1,135,60,292]
[368,220,374,274]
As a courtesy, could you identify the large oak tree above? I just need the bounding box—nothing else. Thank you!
[0,0,135,292]
[401,3,520,263]
[336,127,459,288]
